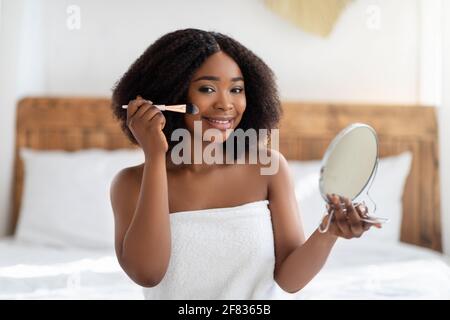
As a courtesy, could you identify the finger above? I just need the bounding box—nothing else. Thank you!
[148,111,166,131]
[143,105,164,122]
[325,194,345,237]
[320,209,341,236]
[133,99,161,123]
[345,198,363,237]
[362,221,371,231]
[333,195,351,237]
[355,205,380,230]
[362,220,381,229]
[137,104,160,122]
[126,96,149,122]
[137,95,153,105]
[134,101,155,119]
[356,203,369,218]
[137,95,153,104]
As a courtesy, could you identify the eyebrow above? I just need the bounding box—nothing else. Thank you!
[193,76,244,82]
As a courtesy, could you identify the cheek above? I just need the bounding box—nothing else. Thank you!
[236,102,246,121]
[184,115,196,130]
[239,104,246,115]
[237,95,246,113]
[184,115,208,137]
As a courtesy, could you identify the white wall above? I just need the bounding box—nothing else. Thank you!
[440,0,450,255]
[0,0,448,252]
[40,0,421,103]
[0,0,28,236]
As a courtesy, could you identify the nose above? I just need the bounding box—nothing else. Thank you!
[214,91,234,111]
[214,103,233,111]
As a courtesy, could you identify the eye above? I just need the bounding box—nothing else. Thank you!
[198,86,215,94]
[232,87,244,94]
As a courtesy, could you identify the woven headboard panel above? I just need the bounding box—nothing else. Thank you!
[11,98,442,252]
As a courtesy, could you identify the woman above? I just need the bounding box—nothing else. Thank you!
[110,28,376,299]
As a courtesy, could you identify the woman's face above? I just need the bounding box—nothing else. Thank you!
[185,51,246,143]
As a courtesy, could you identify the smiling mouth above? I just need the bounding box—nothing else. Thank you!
[202,117,234,130]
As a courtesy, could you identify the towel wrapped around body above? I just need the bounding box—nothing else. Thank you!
[142,200,297,300]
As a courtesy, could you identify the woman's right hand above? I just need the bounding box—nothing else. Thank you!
[126,95,168,157]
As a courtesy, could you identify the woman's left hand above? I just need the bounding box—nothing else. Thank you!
[320,194,381,239]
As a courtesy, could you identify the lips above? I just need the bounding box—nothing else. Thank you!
[202,116,234,130]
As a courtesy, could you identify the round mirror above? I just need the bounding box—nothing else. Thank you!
[318,123,388,233]
[319,123,378,202]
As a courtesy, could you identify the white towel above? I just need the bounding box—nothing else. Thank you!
[142,200,297,300]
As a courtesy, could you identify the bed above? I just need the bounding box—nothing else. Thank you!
[298,240,450,299]
[1,97,449,300]
[0,237,143,299]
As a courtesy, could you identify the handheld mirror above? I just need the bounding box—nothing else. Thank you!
[318,123,389,233]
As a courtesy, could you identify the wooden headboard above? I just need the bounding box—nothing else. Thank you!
[11,97,442,252]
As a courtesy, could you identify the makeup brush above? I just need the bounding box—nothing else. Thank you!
[122,103,199,115]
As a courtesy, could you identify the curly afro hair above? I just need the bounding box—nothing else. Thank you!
[111,28,282,155]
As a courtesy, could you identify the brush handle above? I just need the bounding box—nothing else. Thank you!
[121,103,189,114]
[121,104,166,111]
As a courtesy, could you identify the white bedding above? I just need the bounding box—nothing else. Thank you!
[1,236,449,300]
[296,239,450,300]
[0,237,143,300]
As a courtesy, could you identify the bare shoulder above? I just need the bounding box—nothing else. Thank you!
[266,149,294,194]
[111,164,142,191]
[259,148,290,181]
[264,148,288,163]
[236,148,290,189]
[110,164,143,215]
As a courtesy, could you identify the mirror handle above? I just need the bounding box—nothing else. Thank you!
[318,209,334,234]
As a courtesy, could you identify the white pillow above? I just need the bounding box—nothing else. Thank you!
[15,148,145,250]
[288,151,412,242]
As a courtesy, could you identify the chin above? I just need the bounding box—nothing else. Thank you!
[209,133,230,144]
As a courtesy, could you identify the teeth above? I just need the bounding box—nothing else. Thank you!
[206,118,231,124]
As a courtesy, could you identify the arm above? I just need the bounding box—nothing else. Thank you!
[268,149,337,293]
[268,150,372,294]
[275,229,338,293]
[110,153,170,287]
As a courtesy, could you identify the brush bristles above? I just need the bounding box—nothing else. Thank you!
[186,103,199,115]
